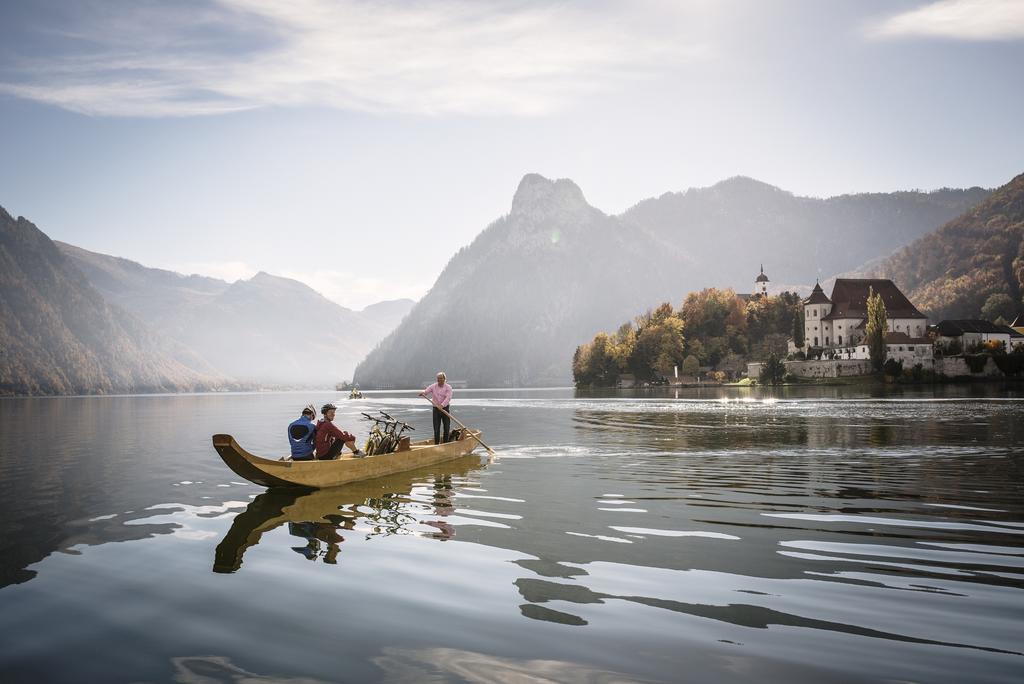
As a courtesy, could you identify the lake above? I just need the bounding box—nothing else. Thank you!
[1,386,1022,683]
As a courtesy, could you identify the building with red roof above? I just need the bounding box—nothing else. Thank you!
[802,278,929,358]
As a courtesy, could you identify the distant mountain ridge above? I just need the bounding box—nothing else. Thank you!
[0,207,224,394]
[57,243,416,386]
[359,298,416,331]
[874,172,1024,321]
[622,176,991,292]
[355,174,991,388]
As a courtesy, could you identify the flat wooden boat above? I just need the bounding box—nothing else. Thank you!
[212,429,484,488]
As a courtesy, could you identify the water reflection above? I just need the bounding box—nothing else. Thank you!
[512,567,1022,655]
[372,647,641,683]
[172,655,331,684]
[213,455,485,573]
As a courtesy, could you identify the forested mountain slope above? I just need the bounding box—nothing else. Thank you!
[875,172,1024,322]
[622,177,990,292]
[0,207,221,395]
[355,174,693,387]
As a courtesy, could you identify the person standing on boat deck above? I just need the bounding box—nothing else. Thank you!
[315,403,363,459]
[287,405,318,461]
[419,372,453,444]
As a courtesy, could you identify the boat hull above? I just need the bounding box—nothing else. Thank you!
[212,430,484,489]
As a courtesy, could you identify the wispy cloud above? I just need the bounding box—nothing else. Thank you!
[0,0,709,117]
[869,0,1024,41]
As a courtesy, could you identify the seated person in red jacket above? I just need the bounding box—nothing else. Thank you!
[315,403,364,459]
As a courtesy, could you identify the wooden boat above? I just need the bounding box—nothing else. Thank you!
[212,429,484,489]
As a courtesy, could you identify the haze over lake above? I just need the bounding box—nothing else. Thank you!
[1,387,1022,683]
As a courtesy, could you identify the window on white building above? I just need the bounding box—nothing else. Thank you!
[838,335,842,344]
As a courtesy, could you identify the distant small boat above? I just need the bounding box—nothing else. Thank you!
[212,430,484,489]
[348,389,363,399]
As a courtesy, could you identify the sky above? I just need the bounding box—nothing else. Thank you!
[1,0,1022,309]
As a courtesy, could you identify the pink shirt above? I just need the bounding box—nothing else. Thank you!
[423,382,453,408]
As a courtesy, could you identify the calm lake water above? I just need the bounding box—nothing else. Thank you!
[1,386,1023,683]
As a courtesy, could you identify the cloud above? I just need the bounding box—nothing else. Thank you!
[0,0,709,117]
[869,0,1024,41]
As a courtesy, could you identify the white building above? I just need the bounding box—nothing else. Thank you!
[803,278,929,351]
[935,320,1019,350]
[845,331,933,364]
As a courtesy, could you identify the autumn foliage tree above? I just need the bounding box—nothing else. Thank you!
[865,286,888,372]
[573,288,802,387]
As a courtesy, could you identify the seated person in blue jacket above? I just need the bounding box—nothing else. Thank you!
[287,405,318,461]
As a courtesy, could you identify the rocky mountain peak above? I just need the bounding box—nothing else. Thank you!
[709,176,788,198]
[510,173,590,220]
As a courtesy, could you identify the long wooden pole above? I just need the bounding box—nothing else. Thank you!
[423,397,496,455]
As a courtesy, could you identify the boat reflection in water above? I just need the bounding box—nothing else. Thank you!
[213,454,485,573]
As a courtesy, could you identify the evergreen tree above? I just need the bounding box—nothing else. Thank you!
[866,287,888,372]
[793,308,804,348]
[759,352,786,385]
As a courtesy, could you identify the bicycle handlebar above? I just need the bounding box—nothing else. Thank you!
[359,410,415,431]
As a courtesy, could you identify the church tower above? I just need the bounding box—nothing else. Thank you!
[755,264,769,298]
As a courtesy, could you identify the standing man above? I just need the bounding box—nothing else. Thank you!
[419,372,453,444]
[315,403,363,459]
[286,404,318,461]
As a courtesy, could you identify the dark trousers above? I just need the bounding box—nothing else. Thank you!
[319,439,346,460]
[432,405,451,444]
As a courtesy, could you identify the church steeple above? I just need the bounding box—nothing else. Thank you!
[754,264,769,297]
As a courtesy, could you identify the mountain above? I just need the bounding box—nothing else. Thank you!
[354,174,694,387]
[622,176,991,293]
[0,207,222,395]
[874,172,1024,322]
[359,298,415,331]
[58,243,413,385]
[56,241,228,331]
[354,174,991,388]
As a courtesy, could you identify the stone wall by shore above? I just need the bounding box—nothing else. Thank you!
[746,356,1003,379]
